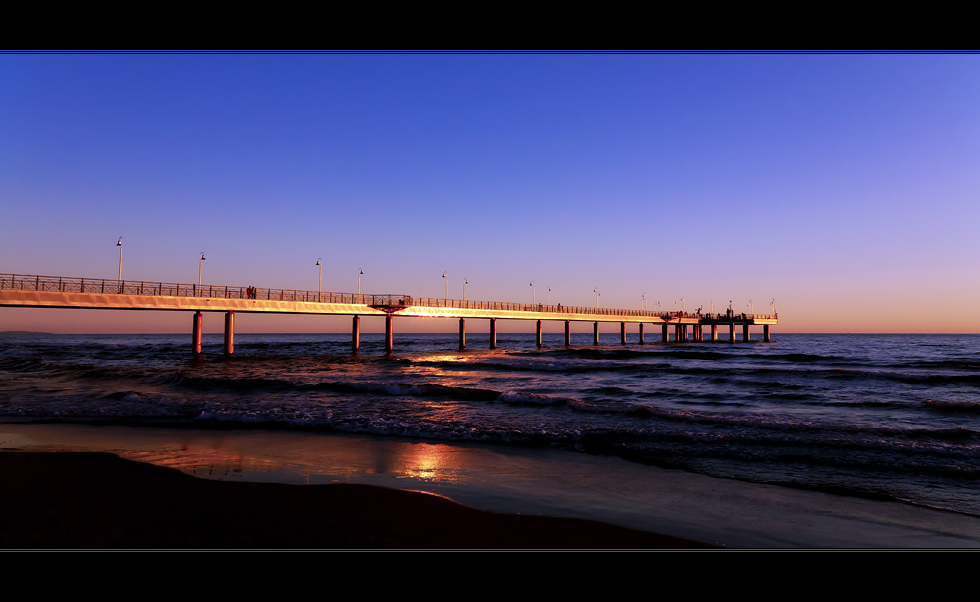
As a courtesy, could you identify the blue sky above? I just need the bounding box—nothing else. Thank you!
[2,54,978,333]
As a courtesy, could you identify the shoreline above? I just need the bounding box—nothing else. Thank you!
[3,422,980,548]
[0,450,708,549]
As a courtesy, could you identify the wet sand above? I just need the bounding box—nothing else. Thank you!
[3,423,979,548]
[0,450,707,548]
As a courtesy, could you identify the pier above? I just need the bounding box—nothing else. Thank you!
[0,273,777,354]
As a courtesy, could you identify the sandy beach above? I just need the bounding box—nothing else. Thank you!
[0,450,709,548]
[0,423,711,549]
[3,422,979,549]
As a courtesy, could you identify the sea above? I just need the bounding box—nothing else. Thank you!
[2,330,979,547]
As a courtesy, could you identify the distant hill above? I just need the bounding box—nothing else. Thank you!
[0,331,53,335]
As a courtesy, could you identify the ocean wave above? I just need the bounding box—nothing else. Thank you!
[925,399,980,413]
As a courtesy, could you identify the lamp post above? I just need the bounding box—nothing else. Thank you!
[358,268,363,295]
[547,287,551,305]
[530,281,535,304]
[116,237,123,282]
[316,258,322,301]
[594,288,600,309]
[463,278,468,301]
[198,252,206,286]
[442,272,448,300]
[771,298,775,317]
[748,299,753,316]
[641,293,647,310]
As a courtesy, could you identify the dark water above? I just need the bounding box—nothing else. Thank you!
[1,332,978,516]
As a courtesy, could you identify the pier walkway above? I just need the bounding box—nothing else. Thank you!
[1,273,777,353]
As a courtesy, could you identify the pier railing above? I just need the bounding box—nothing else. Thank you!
[0,273,404,306]
[409,296,671,318]
[0,273,776,321]
[406,297,775,320]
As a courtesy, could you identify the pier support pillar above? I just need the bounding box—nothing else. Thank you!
[662,324,669,343]
[565,320,571,346]
[711,324,718,342]
[675,324,682,343]
[764,324,770,342]
[459,318,466,349]
[743,324,750,342]
[536,320,542,347]
[385,314,393,354]
[352,315,360,353]
[224,311,234,355]
[593,322,599,345]
[638,323,644,345]
[490,318,497,349]
[729,323,735,343]
[192,311,202,354]
[621,322,626,345]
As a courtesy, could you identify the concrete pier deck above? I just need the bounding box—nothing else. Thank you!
[1,273,777,351]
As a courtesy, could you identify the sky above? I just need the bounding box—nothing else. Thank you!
[2,53,978,333]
